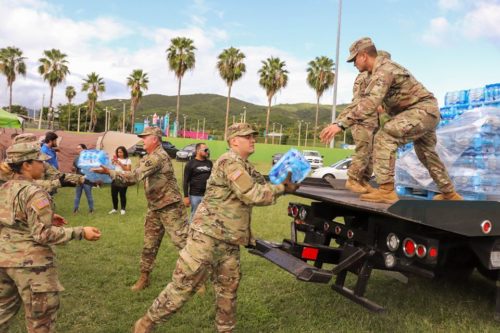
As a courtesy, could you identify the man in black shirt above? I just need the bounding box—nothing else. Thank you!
[183,143,212,222]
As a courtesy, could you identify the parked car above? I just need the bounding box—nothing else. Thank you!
[272,153,285,165]
[310,157,352,179]
[302,150,324,169]
[132,141,178,159]
[176,143,197,161]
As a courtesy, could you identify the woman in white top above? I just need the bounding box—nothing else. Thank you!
[109,146,132,215]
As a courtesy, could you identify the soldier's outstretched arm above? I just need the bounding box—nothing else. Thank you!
[109,153,162,186]
[225,161,284,206]
[25,189,85,245]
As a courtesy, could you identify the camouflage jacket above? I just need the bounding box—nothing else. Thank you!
[191,149,285,246]
[0,163,82,193]
[109,144,182,211]
[351,56,439,123]
[337,71,379,128]
[0,176,83,268]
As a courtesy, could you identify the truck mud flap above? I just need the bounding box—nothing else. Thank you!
[251,240,333,283]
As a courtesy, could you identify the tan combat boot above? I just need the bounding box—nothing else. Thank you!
[132,315,155,333]
[345,177,368,194]
[361,178,376,193]
[360,183,399,204]
[131,272,150,292]
[433,191,464,200]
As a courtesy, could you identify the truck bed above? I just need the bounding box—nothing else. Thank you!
[295,178,500,237]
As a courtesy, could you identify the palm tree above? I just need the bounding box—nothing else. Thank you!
[217,47,246,140]
[306,56,335,146]
[81,72,105,132]
[0,47,26,113]
[258,57,288,144]
[38,49,70,129]
[127,69,149,133]
[65,86,76,130]
[166,37,196,136]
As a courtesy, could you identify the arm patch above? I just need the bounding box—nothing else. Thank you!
[229,169,253,193]
[32,198,50,212]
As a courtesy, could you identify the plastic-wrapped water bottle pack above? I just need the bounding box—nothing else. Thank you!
[269,149,311,185]
[77,149,114,184]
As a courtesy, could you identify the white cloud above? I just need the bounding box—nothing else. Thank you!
[438,0,462,11]
[461,1,500,43]
[0,0,356,111]
[421,17,453,46]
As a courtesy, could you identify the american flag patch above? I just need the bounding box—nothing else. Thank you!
[32,198,50,211]
[229,170,242,181]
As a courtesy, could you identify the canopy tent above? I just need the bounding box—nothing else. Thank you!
[0,109,21,128]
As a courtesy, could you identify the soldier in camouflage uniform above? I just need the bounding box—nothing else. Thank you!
[131,123,299,333]
[0,142,101,333]
[93,126,189,291]
[0,133,85,193]
[334,50,392,194]
[321,37,462,203]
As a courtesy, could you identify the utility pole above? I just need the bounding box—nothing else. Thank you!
[330,0,343,148]
[297,120,303,147]
[272,122,276,145]
[77,107,81,133]
[38,94,45,129]
[305,122,310,147]
[183,114,188,138]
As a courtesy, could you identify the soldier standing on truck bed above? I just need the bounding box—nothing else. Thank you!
[320,37,463,204]
[131,123,299,333]
[333,49,392,194]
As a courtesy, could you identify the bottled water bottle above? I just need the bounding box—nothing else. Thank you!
[77,149,114,184]
[269,148,311,185]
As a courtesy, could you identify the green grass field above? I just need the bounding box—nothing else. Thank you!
[8,152,500,332]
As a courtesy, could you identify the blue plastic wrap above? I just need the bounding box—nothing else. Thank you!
[77,149,114,184]
[269,148,311,185]
[395,107,500,198]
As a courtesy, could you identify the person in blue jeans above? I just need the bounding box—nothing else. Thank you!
[182,143,212,222]
[73,144,94,213]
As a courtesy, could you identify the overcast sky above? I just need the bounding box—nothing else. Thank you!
[1,0,499,110]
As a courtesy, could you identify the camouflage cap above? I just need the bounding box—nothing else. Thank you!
[377,50,391,60]
[12,133,38,144]
[5,143,51,163]
[227,123,258,140]
[346,37,375,62]
[137,126,163,138]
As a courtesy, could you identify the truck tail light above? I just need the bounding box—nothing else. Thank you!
[428,247,438,258]
[386,233,400,251]
[290,205,299,218]
[301,247,319,260]
[403,238,416,257]
[299,207,307,220]
[481,220,492,234]
[416,244,427,258]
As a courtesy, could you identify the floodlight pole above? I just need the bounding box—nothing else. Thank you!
[330,0,342,148]
[38,94,44,129]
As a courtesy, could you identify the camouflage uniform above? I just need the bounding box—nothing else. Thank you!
[0,144,85,333]
[354,55,454,192]
[143,124,285,333]
[109,134,188,274]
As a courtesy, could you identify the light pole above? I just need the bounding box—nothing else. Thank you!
[277,123,283,145]
[202,117,206,139]
[330,0,343,148]
[183,114,188,138]
[297,120,303,147]
[38,94,44,129]
[121,101,126,133]
[105,107,108,131]
[243,106,247,123]
[305,122,310,147]
[240,113,244,123]
[196,119,200,139]
[232,115,236,124]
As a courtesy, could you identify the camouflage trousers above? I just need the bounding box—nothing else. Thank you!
[147,230,241,333]
[373,107,454,193]
[140,201,189,274]
[0,266,63,333]
[347,124,376,182]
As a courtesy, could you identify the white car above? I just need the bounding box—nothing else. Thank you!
[302,150,324,169]
[311,157,352,179]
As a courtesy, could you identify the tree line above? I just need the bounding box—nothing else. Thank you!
[0,38,335,141]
